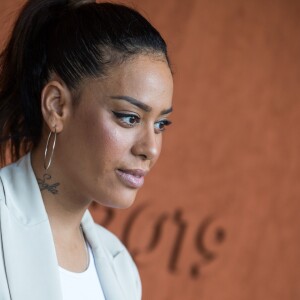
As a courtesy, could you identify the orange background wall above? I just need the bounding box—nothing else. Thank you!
[1,1,300,299]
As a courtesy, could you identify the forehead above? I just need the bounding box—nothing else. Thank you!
[86,55,173,110]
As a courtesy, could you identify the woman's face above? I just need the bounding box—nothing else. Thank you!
[55,55,173,208]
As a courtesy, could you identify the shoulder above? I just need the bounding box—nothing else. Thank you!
[0,154,31,202]
[0,154,28,176]
[0,158,22,204]
[0,154,48,225]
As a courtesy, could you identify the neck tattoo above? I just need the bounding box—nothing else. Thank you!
[37,174,60,195]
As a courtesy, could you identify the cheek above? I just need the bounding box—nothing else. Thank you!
[83,115,132,166]
[100,124,126,159]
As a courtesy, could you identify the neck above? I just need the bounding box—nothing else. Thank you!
[31,144,91,272]
[30,146,92,234]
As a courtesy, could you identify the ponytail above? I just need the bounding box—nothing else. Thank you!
[0,0,170,166]
[0,0,69,165]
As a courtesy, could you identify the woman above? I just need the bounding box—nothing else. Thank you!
[0,0,173,299]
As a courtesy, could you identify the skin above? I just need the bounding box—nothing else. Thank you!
[31,54,173,272]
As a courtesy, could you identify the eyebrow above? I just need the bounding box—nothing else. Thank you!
[110,95,172,115]
[161,107,173,115]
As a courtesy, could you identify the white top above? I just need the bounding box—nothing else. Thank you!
[59,244,106,300]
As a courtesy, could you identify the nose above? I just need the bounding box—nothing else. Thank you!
[131,126,161,162]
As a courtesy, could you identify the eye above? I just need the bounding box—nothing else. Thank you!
[112,111,141,127]
[154,119,172,133]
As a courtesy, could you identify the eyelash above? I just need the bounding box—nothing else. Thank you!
[154,119,172,133]
[112,111,172,133]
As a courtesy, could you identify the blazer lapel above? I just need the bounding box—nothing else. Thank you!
[0,204,63,300]
[81,211,127,300]
[0,154,63,300]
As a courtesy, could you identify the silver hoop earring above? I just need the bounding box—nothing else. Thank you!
[44,127,57,171]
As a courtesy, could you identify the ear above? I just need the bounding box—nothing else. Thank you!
[41,80,73,133]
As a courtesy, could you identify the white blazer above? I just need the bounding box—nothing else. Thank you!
[0,154,141,300]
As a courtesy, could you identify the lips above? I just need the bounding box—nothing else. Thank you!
[116,168,147,189]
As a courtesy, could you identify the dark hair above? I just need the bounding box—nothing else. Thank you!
[0,0,170,166]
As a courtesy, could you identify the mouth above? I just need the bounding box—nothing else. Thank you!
[115,168,147,189]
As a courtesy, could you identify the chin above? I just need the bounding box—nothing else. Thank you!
[95,189,138,209]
